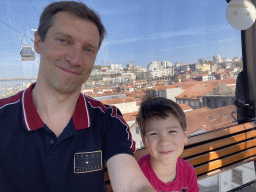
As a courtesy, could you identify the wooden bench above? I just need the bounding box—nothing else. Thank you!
[104,122,256,192]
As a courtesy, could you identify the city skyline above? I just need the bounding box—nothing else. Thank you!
[0,0,242,78]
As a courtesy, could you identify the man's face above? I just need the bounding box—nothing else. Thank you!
[34,11,100,94]
[143,113,188,166]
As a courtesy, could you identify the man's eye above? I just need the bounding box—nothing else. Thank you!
[85,48,95,54]
[58,38,67,43]
[150,133,157,136]
[86,48,92,53]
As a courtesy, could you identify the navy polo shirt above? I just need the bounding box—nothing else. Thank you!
[0,83,135,192]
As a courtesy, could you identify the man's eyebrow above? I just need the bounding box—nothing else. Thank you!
[53,32,98,50]
[53,32,72,38]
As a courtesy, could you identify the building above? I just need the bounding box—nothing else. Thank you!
[201,63,211,71]
[202,74,216,81]
[147,84,185,101]
[110,64,122,70]
[210,63,219,72]
[188,63,201,72]
[185,105,237,136]
[233,57,242,61]
[161,61,172,68]
[148,60,161,71]
[127,62,133,69]
[176,81,234,109]
[198,58,204,64]
[122,112,144,149]
[102,97,139,114]
[213,55,223,63]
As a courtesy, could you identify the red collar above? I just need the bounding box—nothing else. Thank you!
[22,83,90,131]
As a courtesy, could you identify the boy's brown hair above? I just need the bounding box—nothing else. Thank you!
[136,96,187,138]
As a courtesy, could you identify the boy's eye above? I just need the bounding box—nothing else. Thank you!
[150,133,157,136]
[169,131,176,133]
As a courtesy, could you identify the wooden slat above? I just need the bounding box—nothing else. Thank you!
[104,171,110,181]
[197,156,256,181]
[187,138,256,166]
[105,183,113,192]
[188,138,256,166]
[195,146,256,175]
[134,148,149,159]
[181,130,256,158]
[186,122,255,146]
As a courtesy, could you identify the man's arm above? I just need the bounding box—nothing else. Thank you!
[107,153,156,192]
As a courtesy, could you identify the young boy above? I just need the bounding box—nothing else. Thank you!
[136,96,199,192]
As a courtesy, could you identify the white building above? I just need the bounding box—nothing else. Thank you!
[222,58,232,62]
[148,60,161,71]
[233,57,242,61]
[150,70,162,78]
[202,75,216,81]
[110,64,123,70]
[161,61,172,68]
[213,55,223,63]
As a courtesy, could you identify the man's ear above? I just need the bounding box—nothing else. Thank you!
[34,31,42,54]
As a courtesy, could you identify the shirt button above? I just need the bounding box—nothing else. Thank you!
[50,140,54,144]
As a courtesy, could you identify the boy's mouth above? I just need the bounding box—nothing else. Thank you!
[159,151,173,155]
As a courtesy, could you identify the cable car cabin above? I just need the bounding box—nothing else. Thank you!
[20,45,35,61]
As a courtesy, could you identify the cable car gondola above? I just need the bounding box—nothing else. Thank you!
[20,34,35,61]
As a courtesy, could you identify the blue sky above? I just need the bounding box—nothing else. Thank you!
[0,0,242,78]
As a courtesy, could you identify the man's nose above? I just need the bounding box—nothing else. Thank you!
[65,45,83,66]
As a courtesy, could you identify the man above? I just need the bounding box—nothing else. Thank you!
[0,1,156,192]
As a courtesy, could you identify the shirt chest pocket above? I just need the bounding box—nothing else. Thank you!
[74,150,103,174]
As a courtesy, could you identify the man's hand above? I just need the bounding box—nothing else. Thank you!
[107,153,157,192]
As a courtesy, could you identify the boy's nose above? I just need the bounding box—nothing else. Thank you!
[159,136,172,146]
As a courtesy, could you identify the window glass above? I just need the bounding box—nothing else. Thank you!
[1,0,252,190]
[198,162,256,191]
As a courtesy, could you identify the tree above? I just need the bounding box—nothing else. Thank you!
[123,68,128,72]
[93,65,102,70]
[236,61,243,69]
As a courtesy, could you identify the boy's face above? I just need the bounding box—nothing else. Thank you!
[143,113,188,166]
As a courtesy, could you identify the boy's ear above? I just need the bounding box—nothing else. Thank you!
[142,137,147,148]
[184,132,188,144]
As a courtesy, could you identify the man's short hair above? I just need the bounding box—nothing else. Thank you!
[38,1,106,49]
[136,96,187,138]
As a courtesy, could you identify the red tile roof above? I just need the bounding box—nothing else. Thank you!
[123,111,138,123]
[176,81,221,99]
[102,97,135,105]
[179,104,193,111]
[154,84,180,90]
[185,105,237,135]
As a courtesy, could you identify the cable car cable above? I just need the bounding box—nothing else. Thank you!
[30,0,40,18]
[0,20,25,36]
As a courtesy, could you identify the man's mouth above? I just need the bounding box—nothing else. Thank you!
[58,67,79,75]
